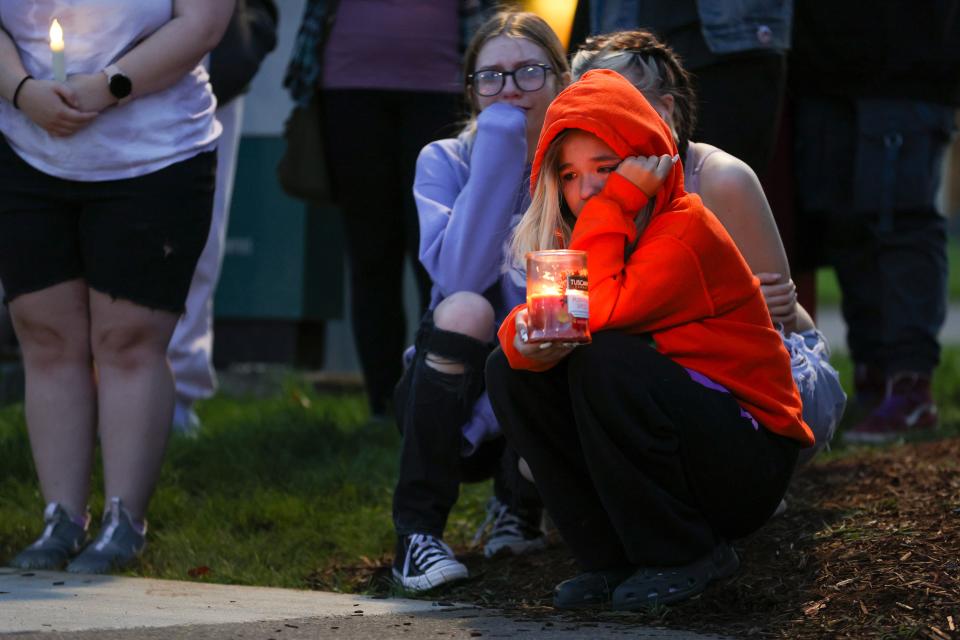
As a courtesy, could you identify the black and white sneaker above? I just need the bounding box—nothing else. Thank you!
[393,533,468,592]
[473,496,546,558]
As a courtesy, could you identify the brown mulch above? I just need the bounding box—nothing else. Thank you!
[309,438,960,639]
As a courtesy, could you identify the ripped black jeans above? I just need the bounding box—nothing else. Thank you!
[392,313,541,538]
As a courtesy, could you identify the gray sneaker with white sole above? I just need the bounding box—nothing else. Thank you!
[10,502,88,570]
[66,497,146,574]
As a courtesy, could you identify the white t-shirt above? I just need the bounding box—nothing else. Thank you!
[0,0,220,181]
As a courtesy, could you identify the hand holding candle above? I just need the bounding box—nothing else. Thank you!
[525,250,591,344]
[50,19,66,82]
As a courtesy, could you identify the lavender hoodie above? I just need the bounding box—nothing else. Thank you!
[413,102,531,454]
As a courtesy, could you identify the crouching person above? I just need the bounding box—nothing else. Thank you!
[485,69,814,610]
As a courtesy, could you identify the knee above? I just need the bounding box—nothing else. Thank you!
[432,292,495,343]
[13,314,90,369]
[92,325,167,371]
[423,293,494,374]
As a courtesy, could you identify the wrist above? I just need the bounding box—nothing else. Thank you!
[11,75,32,109]
[103,64,132,104]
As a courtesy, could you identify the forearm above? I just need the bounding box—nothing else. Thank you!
[0,26,28,104]
[438,117,526,288]
[116,0,234,99]
[570,175,712,332]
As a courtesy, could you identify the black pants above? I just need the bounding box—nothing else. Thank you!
[794,97,953,374]
[322,89,461,414]
[485,332,799,571]
[393,314,541,538]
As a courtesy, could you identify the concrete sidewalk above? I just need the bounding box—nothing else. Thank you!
[0,568,729,639]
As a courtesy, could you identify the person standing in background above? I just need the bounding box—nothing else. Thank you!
[790,0,960,442]
[581,0,791,177]
[284,0,496,418]
[169,0,279,434]
[0,0,233,573]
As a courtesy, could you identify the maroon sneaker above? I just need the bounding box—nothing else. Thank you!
[843,373,938,444]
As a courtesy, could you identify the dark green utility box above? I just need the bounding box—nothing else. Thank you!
[213,136,343,367]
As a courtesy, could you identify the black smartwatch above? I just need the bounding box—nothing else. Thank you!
[103,64,132,102]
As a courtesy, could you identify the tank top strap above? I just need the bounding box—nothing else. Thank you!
[683,143,722,196]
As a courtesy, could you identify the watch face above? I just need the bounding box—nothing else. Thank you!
[109,74,132,99]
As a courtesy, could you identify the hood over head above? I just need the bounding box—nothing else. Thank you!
[530,69,684,210]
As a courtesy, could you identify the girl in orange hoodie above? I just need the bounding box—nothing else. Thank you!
[485,69,813,610]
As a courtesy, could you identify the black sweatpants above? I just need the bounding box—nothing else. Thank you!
[393,314,541,538]
[485,331,799,571]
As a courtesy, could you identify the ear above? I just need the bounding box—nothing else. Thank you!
[658,94,676,122]
[556,70,572,93]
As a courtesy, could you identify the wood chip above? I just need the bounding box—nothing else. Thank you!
[948,616,955,632]
[896,602,915,611]
[859,601,869,616]
[928,626,950,640]
[803,600,828,617]
[900,551,913,561]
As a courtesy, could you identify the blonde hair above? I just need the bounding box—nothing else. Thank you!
[510,131,572,264]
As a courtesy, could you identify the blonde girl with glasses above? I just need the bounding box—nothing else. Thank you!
[390,11,570,592]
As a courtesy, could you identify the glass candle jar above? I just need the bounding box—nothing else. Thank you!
[525,250,591,344]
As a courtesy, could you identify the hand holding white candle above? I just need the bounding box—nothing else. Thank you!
[50,19,65,82]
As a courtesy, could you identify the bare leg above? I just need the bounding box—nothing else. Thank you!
[9,280,96,521]
[89,290,178,522]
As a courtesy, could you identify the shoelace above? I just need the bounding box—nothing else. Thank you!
[404,534,457,576]
[471,497,530,546]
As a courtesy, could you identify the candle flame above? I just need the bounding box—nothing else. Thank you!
[532,284,562,297]
[50,19,64,51]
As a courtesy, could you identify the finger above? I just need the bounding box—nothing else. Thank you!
[764,295,796,307]
[755,272,783,284]
[768,303,796,316]
[59,109,98,125]
[52,83,81,109]
[759,279,795,292]
[515,310,529,342]
[655,154,674,179]
[760,283,796,297]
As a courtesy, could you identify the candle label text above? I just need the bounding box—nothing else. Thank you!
[566,274,589,319]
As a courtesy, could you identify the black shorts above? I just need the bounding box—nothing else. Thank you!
[0,137,215,312]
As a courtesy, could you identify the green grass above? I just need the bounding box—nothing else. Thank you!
[814,238,960,306]
[1,349,958,590]
[0,382,490,589]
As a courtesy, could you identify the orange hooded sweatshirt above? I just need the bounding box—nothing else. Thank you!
[498,69,813,446]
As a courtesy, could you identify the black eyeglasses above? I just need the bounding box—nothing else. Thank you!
[468,64,553,97]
